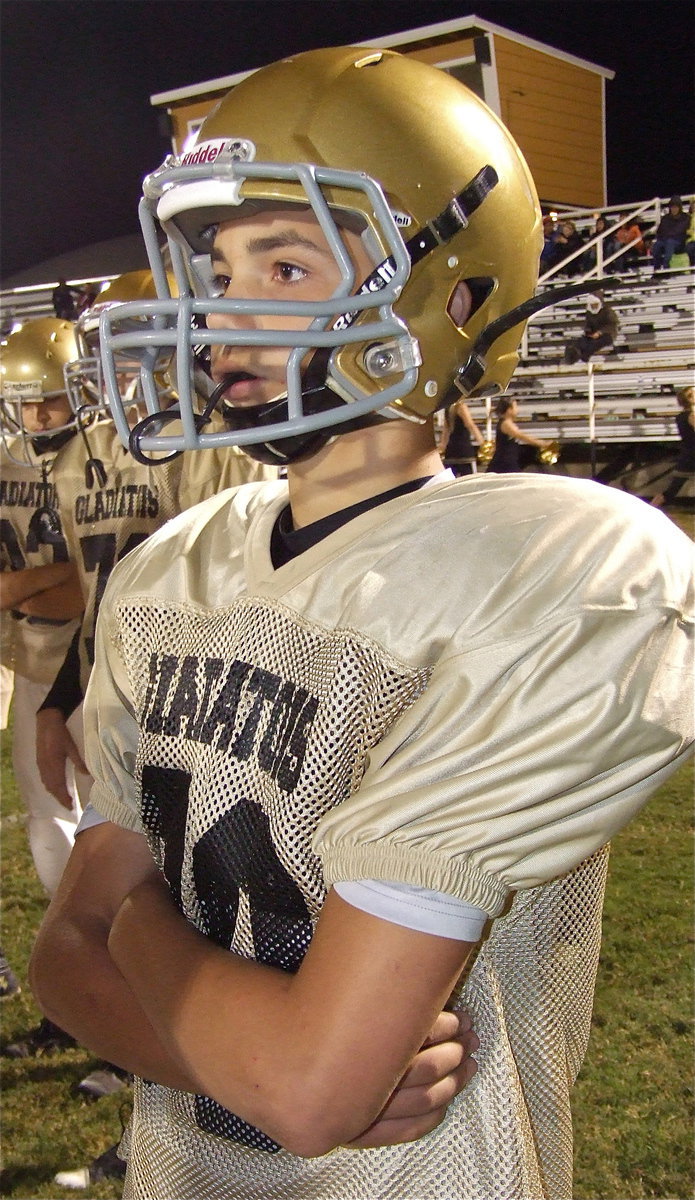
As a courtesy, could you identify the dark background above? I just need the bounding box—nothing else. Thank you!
[1,0,693,281]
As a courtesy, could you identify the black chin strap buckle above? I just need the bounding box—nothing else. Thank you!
[128,386,222,465]
[406,165,499,267]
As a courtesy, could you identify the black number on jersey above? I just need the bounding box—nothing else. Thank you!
[79,531,149,665]
[1,513,70,571]
[140,762,313,1153]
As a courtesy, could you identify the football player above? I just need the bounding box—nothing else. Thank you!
[31,47,693,1200]
[0,318,88,895]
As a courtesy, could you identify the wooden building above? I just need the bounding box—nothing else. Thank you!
[149,15,614,210]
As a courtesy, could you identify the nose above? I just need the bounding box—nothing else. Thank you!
[22,402,45,430]
[206,303,257,332]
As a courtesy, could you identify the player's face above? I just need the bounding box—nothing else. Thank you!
[206,207,372,408]
[21,393,72,433]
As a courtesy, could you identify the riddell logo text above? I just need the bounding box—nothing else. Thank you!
[181,144,222,166]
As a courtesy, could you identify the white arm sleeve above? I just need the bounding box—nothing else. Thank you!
[333,879,487,941]
[75,802,109,835]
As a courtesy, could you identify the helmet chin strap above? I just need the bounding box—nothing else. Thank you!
[30,425,77,456]
[217,352,386,466]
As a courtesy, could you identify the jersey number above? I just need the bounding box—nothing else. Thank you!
[79,531,149,664]
[0,513,70,570]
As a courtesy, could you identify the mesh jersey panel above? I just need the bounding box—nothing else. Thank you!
[113,587,608,1200]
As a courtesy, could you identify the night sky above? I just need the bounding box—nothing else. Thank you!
[1,0,693,282]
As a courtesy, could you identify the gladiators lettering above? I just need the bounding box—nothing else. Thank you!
[74,485,159,524]
[142,653,319,792]
[0,477,57,509]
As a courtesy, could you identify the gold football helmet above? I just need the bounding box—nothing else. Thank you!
[0,318,78,462]
[65,270,179,419]
[99,45,543,464]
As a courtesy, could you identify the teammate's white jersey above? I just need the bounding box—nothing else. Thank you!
[87,473,693,1200]
[54,419,275,692]
[0,439,80,685]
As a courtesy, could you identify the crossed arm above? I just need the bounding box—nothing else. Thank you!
[30,821,477,1157]
[0,562,84,619]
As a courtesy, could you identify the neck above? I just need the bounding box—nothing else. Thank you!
[286,417,444,528]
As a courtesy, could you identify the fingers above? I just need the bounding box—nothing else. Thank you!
[36,711,88,808]
[346,1109,448,1149]
[347,1009,480,1150]
[400,1030,479,1090]
[422,1007,473,1047]
[346,1058,479,1149]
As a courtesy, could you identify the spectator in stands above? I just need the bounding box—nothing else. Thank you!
[586,214,617,271]
[651,197,689,271]
[563,293,620,364]
[545,220,586,276]
[650,386,695,508]
[51,279,78,321]
[685,203,695,267]
[613,213,646,271]
[540,212,560,270]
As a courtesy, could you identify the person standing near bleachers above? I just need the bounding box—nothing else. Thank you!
[440,399,485,476]
[650,385,695,508]
[485,397,550,473]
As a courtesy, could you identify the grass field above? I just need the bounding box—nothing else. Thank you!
[1,510,693,1200]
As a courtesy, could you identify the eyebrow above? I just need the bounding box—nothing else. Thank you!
[211,229,333,264]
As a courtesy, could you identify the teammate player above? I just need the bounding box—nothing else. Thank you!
[0,318,90,1055]
[0,319,88,895]
[30,47,693,1200]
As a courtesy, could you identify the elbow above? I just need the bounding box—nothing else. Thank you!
[28,921,69,1023]
[210,1071,376,1159]
[268,1103,364,1159]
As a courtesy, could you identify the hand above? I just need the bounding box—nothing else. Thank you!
[345,1008,479,1149]
[36,707,89,809]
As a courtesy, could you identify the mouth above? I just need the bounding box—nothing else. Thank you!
[212,370,275,407]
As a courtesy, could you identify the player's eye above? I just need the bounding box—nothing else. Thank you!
[275,261,308,284]
[211,273,232,297]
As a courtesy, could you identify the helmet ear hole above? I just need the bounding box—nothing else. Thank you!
[461,277,495,320]
[447,281,472,329]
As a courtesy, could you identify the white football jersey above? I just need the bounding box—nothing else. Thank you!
[86,473,693,1200]
[0,439,80,684]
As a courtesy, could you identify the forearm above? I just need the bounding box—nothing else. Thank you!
[17,577,85,619]
[0,563,75,611]
[30,896,198,1091]
[516,430,544,448]
[109,882,469,1156]
[110,884,303,1139]
[29,823,198,1091]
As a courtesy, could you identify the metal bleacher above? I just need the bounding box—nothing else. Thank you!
[466,195,694,473]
